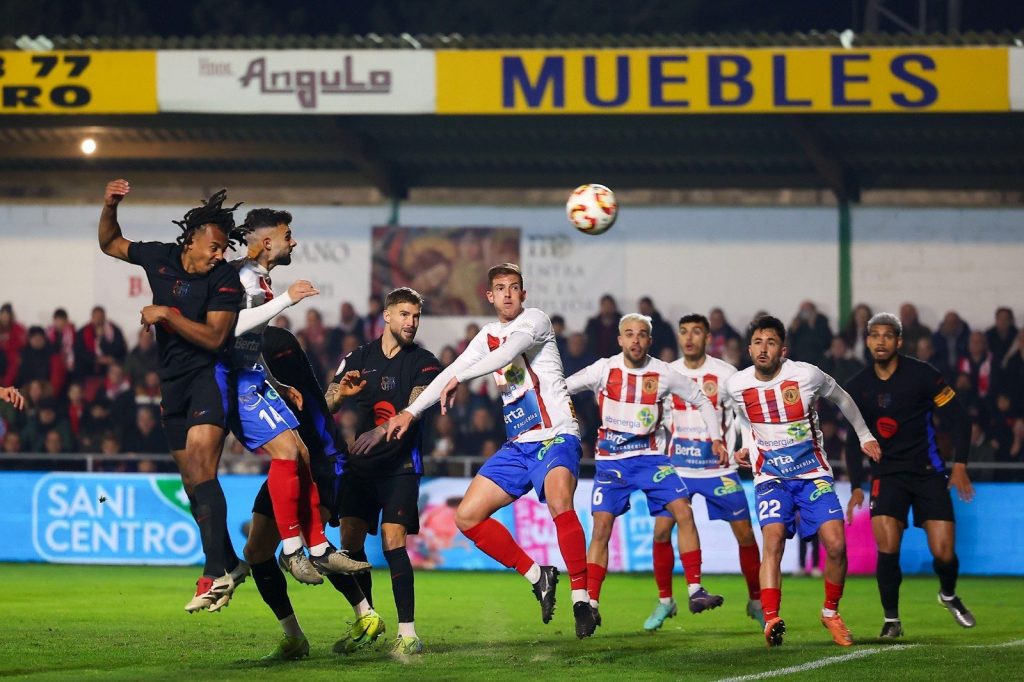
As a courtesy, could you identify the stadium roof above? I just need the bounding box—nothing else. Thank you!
[1,32,1023,201]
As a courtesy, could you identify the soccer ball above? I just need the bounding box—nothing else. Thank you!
[566,183,617,236]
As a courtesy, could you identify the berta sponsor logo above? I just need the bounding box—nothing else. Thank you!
[32,474,203,565]
[237,56,393,109]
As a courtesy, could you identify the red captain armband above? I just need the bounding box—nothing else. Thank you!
[933,386,956,408]
[420,365,440,373]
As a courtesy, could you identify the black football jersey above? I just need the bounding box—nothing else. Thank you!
[128,241,242,380]
[335,338,440,476]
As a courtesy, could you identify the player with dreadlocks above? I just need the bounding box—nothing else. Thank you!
[99,178,251,612]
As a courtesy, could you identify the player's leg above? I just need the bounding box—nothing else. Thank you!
[643,514,679,630]
[456,468,562,627]
[664,496,724,613]
[730,520,764,626]
[870,473,914,637]
[802,479,852,647]
[585,511,615,614]
[872,514,906,636]
[243,496,310,661]
[754,480,796,647]
[529,435,593,637]
[918,473,974,627]
[378,474,423,655]
[331,515,386,654]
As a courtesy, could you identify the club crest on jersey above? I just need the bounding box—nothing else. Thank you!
[702,379,718,397]
[782,386,800,406]
[636,407,656,429]
[642,376,658,397]
[380,376,397,392]
[172,279,191,298]
[878,393,893,408]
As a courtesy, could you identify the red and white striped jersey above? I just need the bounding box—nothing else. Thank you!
[566,354,719,460]
[472,308,580,443]
[232,258,275,368]
[723,359,838,485]
[668,355,739,478]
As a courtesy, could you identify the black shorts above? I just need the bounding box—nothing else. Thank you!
[252,455,344,527]
[338,472,421,535]
[159,362,233,451]
[870,471,955,528]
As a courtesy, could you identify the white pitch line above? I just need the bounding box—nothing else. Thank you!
[715,645,916,682]
[961,639,1024,649]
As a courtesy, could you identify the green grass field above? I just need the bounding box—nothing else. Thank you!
[2,564,1022,681]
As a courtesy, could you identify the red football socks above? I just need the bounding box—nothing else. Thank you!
[653,540,675,598]
[587,562,607,602]
[681,549,702,585]
[739,543,762,600]
[761,587,781,620]
[463,518,536,575]
[267,459,302,541]
[824,579,844,611]
[553,511,588,591]
[297,459,328,547]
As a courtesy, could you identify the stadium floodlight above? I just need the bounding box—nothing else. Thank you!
[81,139,97,155]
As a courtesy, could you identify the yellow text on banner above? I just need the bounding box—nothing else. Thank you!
[436,47,1008,114]
[0,51,157,114]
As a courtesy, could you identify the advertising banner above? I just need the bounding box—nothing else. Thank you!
[158,50,435,113]
[436,47,1009,114]
[3,472,1019,576]
[0,51,157,114]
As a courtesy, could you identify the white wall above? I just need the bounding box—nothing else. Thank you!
[0,201,1019,357]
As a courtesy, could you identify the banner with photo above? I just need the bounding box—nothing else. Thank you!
[371,226,521,316]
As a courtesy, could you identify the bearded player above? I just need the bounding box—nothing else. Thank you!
[565,313,727,628]
[724,315,880,648]
[649,313,764,631]
[383,263,597,639]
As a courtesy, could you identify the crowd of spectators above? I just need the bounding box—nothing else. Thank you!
[1,296,1021,481]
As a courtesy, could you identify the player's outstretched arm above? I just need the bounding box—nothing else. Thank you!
[141,308,238,353]
[825,382,881,462]
[235,280,318,336]
[0,386,25,410]
[325,370,367,413]
[564,359,604,396]
[98,179,133,262]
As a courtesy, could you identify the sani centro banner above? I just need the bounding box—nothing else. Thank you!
[157,50,435,113]
[1,472,1019,576]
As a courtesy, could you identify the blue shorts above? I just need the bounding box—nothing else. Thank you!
[478,434,582,503]
[229,366,300,451]
[754,477,843,539]
[660,471,751,522]
[592,457,689,518]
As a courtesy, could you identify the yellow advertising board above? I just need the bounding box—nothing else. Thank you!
[437,47,1008,114]
[0,51,157,114]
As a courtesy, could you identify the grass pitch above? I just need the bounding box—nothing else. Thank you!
[2,564,1022,681]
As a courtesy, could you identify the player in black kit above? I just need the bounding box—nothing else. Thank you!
[844,312,975,638]
[98,179,249,612]
[327,287,440,657]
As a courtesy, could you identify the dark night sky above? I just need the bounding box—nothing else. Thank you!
[1,0,1022,38]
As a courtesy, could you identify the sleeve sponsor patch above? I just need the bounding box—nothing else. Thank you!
[933,385,956,407]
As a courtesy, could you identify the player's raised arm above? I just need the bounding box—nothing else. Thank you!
[98,179,133,261]
[819,370,881,462]
[235,280,318,336]
[564,358,605,395]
